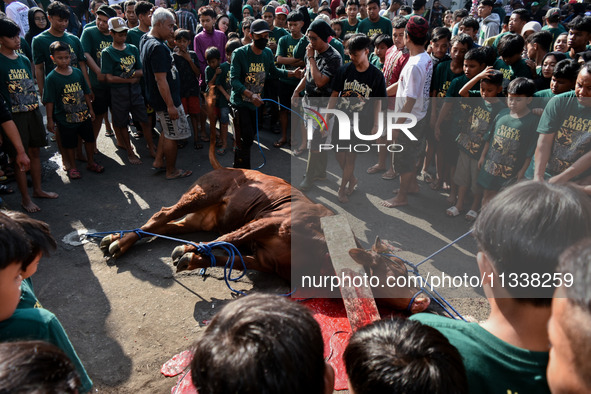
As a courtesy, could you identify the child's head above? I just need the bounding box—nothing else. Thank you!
[554,32,568,53]
[548,238,591,394]
[198,6,216,32]
[480,69,503,98]
[348,33,370,65]
[3,211,56,280]
[0,341,81,393]
[274,6,288,28]
[47,1,71,33]
[430,27,451,60]
[497,33,524,65]
[225,38,241,63]
[372,33,392,62]
[344,318,468,394]
[191,294,332,394]
[336,5,347,18]
[506,77,534,112]
[525,30,553,61]
[449,33,473,63]
[108,17,129,43]
[551,58,579,95]
[287,11,304,36]
[458,16,479,40]
[540,51,567,79]
[241,16,254,37]
[330,18,342,39]
[174,28,192,50]
[205,46,221,69]
[463,47,487,79]
[49,41,71,68]
[545,7,561,25]
[0,18,21,51]
[473,181,591,305]
[443,9,453,27]
[0,214,29,321]
[392,16,407,50]
[399,5,411,16]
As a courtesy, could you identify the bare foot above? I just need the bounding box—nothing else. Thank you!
[393,186,420,195]
[338,189,349,203]
[346,178,358,196]
[381,196,408,208]
[128,154,142,165]
[33,190,59,199]
[367,164,386,174]
[446,194,457,205]
[21,200,41,213]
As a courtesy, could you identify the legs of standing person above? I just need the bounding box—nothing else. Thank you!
[234,106,255,169]
[336,150,357,203]
[156,106,192,179]
[111,86,141,164]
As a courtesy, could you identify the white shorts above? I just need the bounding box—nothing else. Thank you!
[156,105,191,141]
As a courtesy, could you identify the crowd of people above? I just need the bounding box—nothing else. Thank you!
[1,0,591,391]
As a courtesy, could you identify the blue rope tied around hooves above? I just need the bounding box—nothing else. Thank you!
[85,229,249,296]
[381,230,474,321]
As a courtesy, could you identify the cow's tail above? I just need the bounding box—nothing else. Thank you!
[207,90,223,170]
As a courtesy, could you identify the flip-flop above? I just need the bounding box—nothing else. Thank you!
[167,169,192,180]
[216,147,226,155]
[367,165,385,174]
[87,162,105,173]
[446,206,460,217]
[273,139,288,148]
[293,147,306,156]
[67,169,82,180]
[465,210,478,222]
[200,135,210,142]
[151,166,165,173]
[381,171,397,180]
[105,130,115,137]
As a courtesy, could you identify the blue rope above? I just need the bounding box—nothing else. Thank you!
[382,230,473,321]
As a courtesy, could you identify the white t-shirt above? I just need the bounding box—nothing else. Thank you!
[395,50,433,122]
[6,1,30,38]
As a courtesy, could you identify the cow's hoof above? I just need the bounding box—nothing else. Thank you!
[100,235,114,251]
[108,241,121,257]
[410,296,431,314]
[175,253,194,272]
[171,245,187,265]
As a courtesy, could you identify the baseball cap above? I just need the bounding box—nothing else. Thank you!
[262,5,275,15]
[406,15,429,38]
[276,5,289,15]
[250,19,271,34]
[96,5,117,19]
[546,7,560,19]
[531,1,539,6]
[108,17,128,32]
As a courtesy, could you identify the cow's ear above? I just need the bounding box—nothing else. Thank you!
[372,236,388,253]
[349,248,375,267]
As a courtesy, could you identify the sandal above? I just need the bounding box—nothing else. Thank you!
[67,169,82,179]
[292,147,306,156]
[381,171,397,180]
[367,164,385,174]
[273,139,288,148]
[465,210,478,222]
[131,130,143,139]
[105,130,115,137]
[446,206,460,217]
[216,147,226,155]
[200,134,210,142]
[87,163,105,173]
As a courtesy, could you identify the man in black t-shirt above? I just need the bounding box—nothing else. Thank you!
[140,7,192,180]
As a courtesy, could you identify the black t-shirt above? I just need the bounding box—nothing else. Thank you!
[173,50,200,98]
[140,34,181,111]
[304,45,342,97]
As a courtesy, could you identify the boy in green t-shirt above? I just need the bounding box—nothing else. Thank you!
[43,41,101,180]
[276,11,305,149]
[477,78,539,205]
[411,180,591,394]
[205,45,233,155]
[0,213,28,322]
[448,67,504,220]
[0,18,58,214]
[493,33,533,87]
[101,17,146,165]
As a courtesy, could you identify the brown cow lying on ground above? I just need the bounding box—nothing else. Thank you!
[100,144,429,312]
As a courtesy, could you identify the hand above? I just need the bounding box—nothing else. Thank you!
[167,105,179,120]
[476,66,495,80]
[16,151,31,172]
[525,59,537,74]
[291,94,300,108]
[89,111,96,122]
[251,94,264,107]
[47,119,55,134]
[215,68,221,75]
[293,67,304,79]
[548,172,570,185]
[478,157,484,170]
[97,72,106,83]
[306,43,314,59]
[89,91,95,102]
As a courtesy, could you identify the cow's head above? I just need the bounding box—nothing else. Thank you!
[348,237,430,313]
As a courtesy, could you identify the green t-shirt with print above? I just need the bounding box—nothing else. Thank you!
[410,313,551,394]
[533,88,554,98]
[205,62,231,108]
[268,26,288,54]
[356,16,392,38]
[444,75,479,138]
[17,37,32,62]
[456,95,505,159]
[341,19,359,39]
[493,57,533,87]
[80,26,113,88]
[32,30,86,76]
[100,44,142,84]
[478,108,539,190]
[431,60,463,97]
[0,53,39,113]
[42,68,91,125]
[277,34,303,86]
[536,90,591,177]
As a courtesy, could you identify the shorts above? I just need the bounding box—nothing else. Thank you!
[110,84,148,128]
[453,150,483,194]
[181,96,201,115]
[441,131,460,167]
[11,109,47,152]
[393,117,427,174]
[215,106,230,124]
[57,119,94,149]
[92,86,111,116]
[278,83,297,110]
[156,105,192,141]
